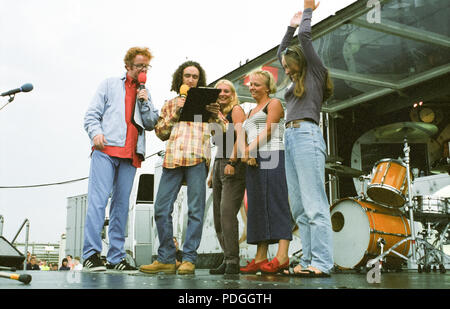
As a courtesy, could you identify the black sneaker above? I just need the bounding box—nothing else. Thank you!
[106,259,137,272]
[82,253,106,272]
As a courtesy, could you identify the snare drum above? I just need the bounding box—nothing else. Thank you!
[367,159,411,208]
[331,198,411,269]
[413,196,450,221]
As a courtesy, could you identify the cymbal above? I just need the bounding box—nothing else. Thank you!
[431,158,450,174]
[326,155,344,164]
[325,163,364,177]
[374,122,438,140]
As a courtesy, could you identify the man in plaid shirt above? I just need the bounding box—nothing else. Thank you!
[140,61,222,275]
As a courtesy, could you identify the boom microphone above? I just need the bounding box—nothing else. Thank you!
[1,83,33,97]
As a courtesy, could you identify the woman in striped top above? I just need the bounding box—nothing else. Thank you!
[239,70,292,275]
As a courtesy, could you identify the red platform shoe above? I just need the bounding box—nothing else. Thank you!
[260,257,289,274]
[240,259,268,274]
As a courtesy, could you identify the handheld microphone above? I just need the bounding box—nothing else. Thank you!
[1,83,33,97]
[179,84,190,98]
[137,72,147,103]
[178,84,190,114]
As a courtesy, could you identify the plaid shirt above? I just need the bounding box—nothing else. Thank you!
[156,97,218,169]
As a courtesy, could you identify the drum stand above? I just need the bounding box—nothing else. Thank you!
[367,138,450,273]
[415,222,449,273]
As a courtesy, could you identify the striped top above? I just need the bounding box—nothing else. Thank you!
[243,102,285,152]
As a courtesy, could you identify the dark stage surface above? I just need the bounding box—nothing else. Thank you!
[1,269,448,289]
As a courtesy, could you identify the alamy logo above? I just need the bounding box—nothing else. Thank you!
[366,261,381,284]
[367,0,381,24]
[66,271,81,284]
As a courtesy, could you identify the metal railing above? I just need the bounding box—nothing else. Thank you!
[11,219,30,270]
[0,215,4,237]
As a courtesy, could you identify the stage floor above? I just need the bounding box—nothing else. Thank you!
[1,268,449,290]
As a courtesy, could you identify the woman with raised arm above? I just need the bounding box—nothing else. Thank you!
[278,0,334,277]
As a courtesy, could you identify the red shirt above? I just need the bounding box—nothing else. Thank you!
[101,74,142,168]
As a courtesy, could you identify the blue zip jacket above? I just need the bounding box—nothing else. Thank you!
[84,73,159,159]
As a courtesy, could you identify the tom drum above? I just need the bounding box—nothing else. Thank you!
[367,159,411,208]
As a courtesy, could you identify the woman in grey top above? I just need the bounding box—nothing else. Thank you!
[278,0,334,277]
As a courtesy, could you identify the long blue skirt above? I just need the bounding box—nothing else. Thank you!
[245,150,292,245]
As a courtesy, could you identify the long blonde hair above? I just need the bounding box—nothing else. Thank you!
[284,46,333,102]
[214,79,240,116]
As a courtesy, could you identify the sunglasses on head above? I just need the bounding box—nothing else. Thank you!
[282,46,304,57]
[282,47,294,56]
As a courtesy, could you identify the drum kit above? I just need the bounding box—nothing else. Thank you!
[328,122,449,273]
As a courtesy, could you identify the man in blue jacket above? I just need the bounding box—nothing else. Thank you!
[82,47,159,272]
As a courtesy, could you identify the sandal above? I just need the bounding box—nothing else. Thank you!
[295,266,331,278]
[282,264,304,276]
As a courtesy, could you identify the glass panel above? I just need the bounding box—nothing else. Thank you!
[326,79,380,105]
[313,22,450,81]
[381,0,450,37]
[232,59,289,104]
[227,0,450,108]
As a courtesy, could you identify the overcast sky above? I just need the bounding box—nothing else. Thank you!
[0,0,357,244]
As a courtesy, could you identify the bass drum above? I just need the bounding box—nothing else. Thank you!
[330,198,411,270]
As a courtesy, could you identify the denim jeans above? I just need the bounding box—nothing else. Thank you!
[82,150,136,265]
[284,121,334,274]
[154,163,207,264]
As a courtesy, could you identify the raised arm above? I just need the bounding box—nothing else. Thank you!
[298,1,326,70]
[277,12,302,64]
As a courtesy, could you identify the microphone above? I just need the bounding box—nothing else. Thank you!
[1,83,33,97]
[137,72,147,103]
[178,84,190,114]
[179,84,190,98]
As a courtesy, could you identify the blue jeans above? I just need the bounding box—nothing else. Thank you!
[284,121,334,274]
[82,150,136,264]
[154,163,207,264]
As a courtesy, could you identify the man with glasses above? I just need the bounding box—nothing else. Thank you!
[83,47,159,272]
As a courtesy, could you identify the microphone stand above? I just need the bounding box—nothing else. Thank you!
[0,95,15,111]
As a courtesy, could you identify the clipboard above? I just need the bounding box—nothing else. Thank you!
[179,87,220,122]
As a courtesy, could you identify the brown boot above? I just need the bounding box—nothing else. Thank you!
[177,261,195,275]
[139,261,176,274]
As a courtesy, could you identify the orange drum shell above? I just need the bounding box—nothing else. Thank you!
[331,198,411,269]
[368,160,409,208]
[363,200,411,264]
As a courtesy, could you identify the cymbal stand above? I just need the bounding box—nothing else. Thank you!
[403,137,417,262]
[358,175,371,200]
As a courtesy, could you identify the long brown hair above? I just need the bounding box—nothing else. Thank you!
[170,61,207,93]
[283,46,333,102]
